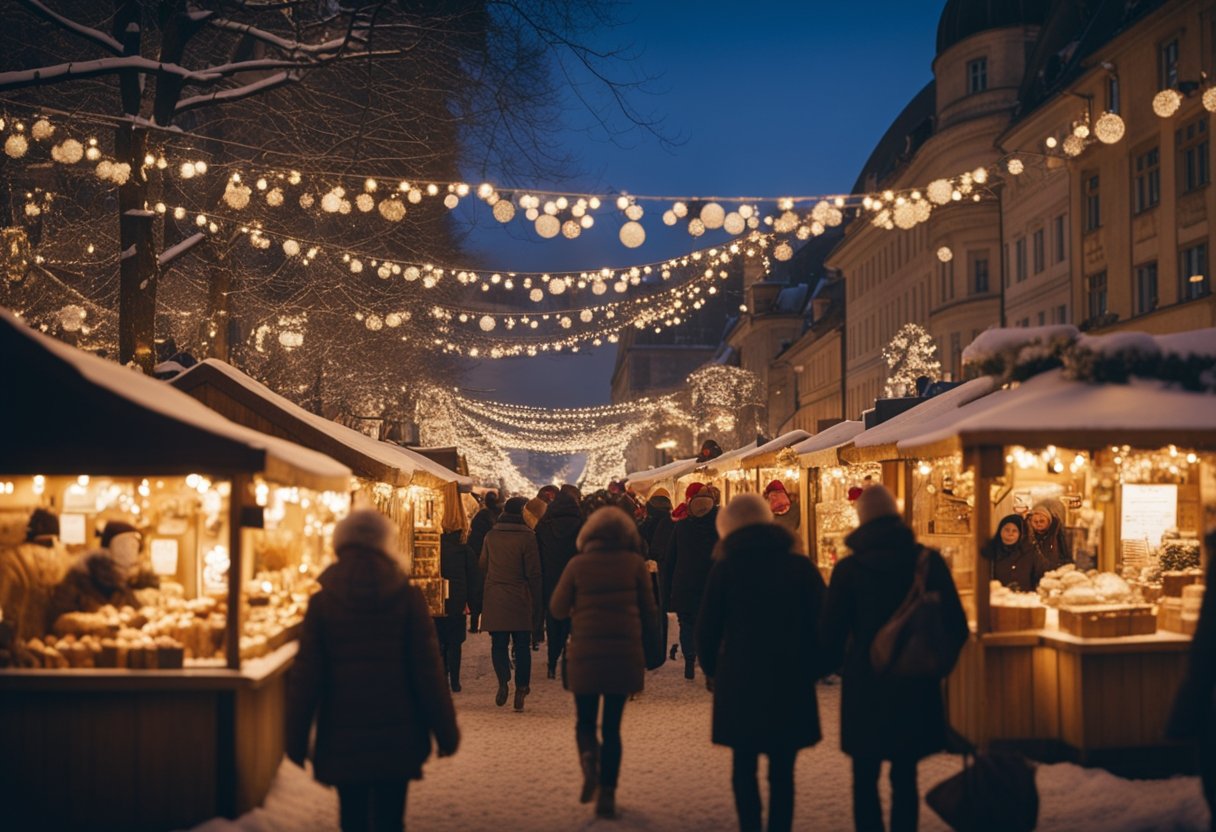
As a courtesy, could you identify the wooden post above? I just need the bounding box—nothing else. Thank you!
[971,445,1004,636]
[226,474,247,670]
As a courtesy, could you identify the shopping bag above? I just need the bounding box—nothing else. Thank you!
[926,750,1039,832]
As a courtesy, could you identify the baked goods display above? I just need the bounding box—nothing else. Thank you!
[3,567,319,670]
[1036,564,1135,607]
[989,581,1046,631]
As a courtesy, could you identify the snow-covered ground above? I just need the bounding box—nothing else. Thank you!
[193,619,1210,832]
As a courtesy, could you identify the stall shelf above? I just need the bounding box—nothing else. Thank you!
[898,352,1216,773]
[172,359,471,613]
[0,309,353,830]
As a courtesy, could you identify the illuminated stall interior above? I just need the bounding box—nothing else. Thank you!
[172,359,472,615]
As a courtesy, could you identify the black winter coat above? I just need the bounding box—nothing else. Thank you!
[535,494,582,602]
[663,508,719,616]
[467,507,499,567]
[819,515,969,761]
[439,531,482,618]
[982,537,1047,592]
[1168,530,1216,740]
[285,546,459,784]
[638,496,675,569]
[697,524,825,752]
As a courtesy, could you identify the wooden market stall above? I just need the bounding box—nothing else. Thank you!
[792,420,867,573]
[838,376,1000,604]
[683,440,759,502]
[171,359,472,614]
[625,456,699,500]
[0,309,353,830]
[735,430,810,540]
[898,361,1215,774]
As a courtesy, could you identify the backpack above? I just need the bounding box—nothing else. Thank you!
[870,547,963,679]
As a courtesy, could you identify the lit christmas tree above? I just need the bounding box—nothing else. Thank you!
[883,323,942,397]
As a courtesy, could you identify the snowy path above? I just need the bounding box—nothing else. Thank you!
[194,618,1209,832]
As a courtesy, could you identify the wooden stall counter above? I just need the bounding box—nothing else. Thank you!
[948,627,1192,777]
[0,644,298,832]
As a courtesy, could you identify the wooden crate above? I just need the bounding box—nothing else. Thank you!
[1158,598,1183,633]
[1059,605,1155,638]
[990,604,1046,632]
[1163,572,1203,597]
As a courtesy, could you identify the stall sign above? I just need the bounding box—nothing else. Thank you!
[1120,484,1178,548]
[150,539,179,576]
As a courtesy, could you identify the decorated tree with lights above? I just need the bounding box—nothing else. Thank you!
[883,322,941,397]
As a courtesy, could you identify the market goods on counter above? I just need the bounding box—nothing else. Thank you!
[2,565,318,670]
[1163,569,1204,598]
[989,582,1046,631]
[1038,564,1135,607]
[1058,604,1156,638]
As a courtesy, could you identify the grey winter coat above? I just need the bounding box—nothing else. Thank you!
[479,515,543,633]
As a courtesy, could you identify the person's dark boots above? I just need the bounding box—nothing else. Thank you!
[684,658,695,680]
[514,685,530,711]
[577,732,599,803]
[669,644,678,661]
[547,663,557,680]
[596,786,616,818]
[449,647,462,692]
[495,680,509,707]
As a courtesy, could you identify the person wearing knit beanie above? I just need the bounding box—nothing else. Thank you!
[854,485,900,527]
[716,493,773,539]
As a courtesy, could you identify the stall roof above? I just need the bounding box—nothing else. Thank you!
[0,310,351,491]
[172,359,470,491]
[739,430,812,468]
[793,420,865,468]
[694,440,759,475]
[626,457,698,494]
[900,369,1216,456]
[843,376,998,463]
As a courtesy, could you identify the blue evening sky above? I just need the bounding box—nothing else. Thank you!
[461,0,942,407]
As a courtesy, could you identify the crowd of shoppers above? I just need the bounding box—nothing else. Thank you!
[285,470,1215,832]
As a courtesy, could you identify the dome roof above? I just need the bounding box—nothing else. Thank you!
[936,0,1050,55]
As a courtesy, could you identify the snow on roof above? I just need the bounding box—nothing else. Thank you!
[174,359,469,489]
[739,430,812,466]
[900,369,1216,454]
[0,310,350,488]
[1077,327,1216,359]
[792,420,865,457]
[851,376,998,452]
[961,325,1078,365]
[626,457,699,491]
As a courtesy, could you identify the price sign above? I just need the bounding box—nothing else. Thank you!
[1120,484,1177,547]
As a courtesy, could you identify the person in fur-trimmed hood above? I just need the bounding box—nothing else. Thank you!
[1027,498,1072,570]
[286,510,458,832]
[819,485,968,832]
[697,494,825,832]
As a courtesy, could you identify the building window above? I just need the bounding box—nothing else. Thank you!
[968,58,988,94]
[1056,303,1067,324]
[939,259,954,303]
[971,254,990,294]
[1032,228,1045,274]
[1018,317,1030,328]
[1015,238,1027,282]
[1084,173,1101,232]
[1135,262,1158,315]
[1177,118,1210,193]
[950,332,962,379]
[1054,214,1067,263]
[1037,311,1046,326]
[1107,74,1120,114]
[1180,243,1210,300]
[1133,147,1161,213]
[1087,272,1108,320]
[1160,38,1180,89]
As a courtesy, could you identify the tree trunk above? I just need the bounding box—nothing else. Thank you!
[205,255,233,361]
[113,0,158,371]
